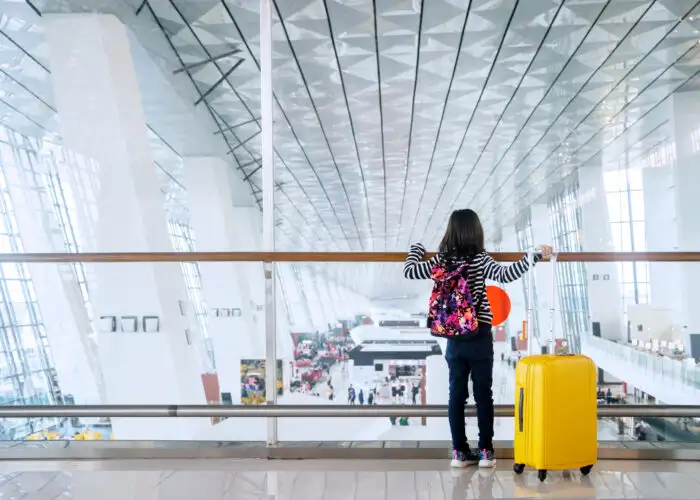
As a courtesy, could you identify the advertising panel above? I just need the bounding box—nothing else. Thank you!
[240,359,283,405]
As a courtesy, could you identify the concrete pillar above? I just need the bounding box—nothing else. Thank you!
[345,287,363,317]
[315,274,338,326]
[672,91,700,337]
[579,166,625,342]
[299,266,327,332]
[336,281,358,319]
[231,206,266,334]
[183,157,259,402]
[331,282,356,323]
[278,264,314,333]
[356,287,371,315]
[310,269,337,329]
[324,278,346,321]
[642,166,681,312]
[324,280,342,321]
[335,285,354,320]
[44,13,207,439]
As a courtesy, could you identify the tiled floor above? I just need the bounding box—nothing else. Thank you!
[1,459,699,499]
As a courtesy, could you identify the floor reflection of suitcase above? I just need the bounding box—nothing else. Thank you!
[514,473,597,498]
[513,252,597,482]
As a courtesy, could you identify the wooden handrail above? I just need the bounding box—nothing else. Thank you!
[0,251,699,263]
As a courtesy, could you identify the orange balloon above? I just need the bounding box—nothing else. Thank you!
[486,286,511,326]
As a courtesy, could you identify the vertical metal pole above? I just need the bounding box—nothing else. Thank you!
[260,0,277,446]
[526,249,534,356]
[549,253,559,355]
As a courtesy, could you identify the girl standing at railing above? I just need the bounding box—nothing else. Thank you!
[404,208,552,468]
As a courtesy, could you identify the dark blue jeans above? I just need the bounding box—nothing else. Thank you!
[446,325,494,452]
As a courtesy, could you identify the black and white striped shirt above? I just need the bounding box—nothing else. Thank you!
[403,244,536,325]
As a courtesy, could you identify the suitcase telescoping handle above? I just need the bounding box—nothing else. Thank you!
[526,249,534,356]
[548,252,559,354]
[526,249,538,356]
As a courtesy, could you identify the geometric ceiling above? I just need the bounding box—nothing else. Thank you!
[2,0,700,256]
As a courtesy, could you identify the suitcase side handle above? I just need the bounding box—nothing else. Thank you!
[518,387,524,432]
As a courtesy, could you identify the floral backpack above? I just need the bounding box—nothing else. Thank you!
[428,261,479,338]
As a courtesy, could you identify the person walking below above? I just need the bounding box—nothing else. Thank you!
[358,389,365,406]
[404,208,551,469]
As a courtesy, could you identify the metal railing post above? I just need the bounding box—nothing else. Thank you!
[260,0,277,447]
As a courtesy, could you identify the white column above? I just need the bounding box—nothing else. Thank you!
[299,267,327,332]
[310,269,336,328]
[354,288,371,316]
[275,280,294,358]
[325,280,344,320]
[331,281,352,319]
[345,288,361,317]
[530,205,553,353]
[642,166,681,312]
[3,156,102,405]
[322,278,342,321]
[231,206,266,333]
[335,285,353,320]
[337,286,353,316]
[316,275,339,325]
[342,284,365,318]
[579,165,625,342]
[278,264,314,332]
[672,91,700,337]
[44,13,207,439]
[233,205,292,359]
[183,157,259,402]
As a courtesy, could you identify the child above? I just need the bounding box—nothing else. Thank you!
[403,208,551,468]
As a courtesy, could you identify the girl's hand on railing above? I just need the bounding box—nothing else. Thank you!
[536,245,554,259]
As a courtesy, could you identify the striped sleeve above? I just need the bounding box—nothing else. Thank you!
[481,252,538,284]
[403,244,439,280]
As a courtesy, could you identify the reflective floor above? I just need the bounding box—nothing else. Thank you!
[1,459,699,499]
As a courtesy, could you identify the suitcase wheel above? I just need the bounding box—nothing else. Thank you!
[580,465,593,476]
[513,463,525,475]
[538,470,547,482]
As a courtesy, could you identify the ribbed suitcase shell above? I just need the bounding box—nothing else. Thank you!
[514,354,598,471]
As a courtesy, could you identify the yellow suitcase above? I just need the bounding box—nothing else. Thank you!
[513,252,597,481]
[513,354,597,480]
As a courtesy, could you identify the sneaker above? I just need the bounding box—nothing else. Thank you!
[450,449,480,468]
[478,449,496,468]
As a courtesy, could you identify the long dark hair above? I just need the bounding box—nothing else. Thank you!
[439,209,484,257]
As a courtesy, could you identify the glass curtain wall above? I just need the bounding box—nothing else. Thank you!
[168,220,214,370]
[0,123,218,435]
[0,126,60,439]
[548,183,589,353]
[41,146,94,317]
[603,164,651,313]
